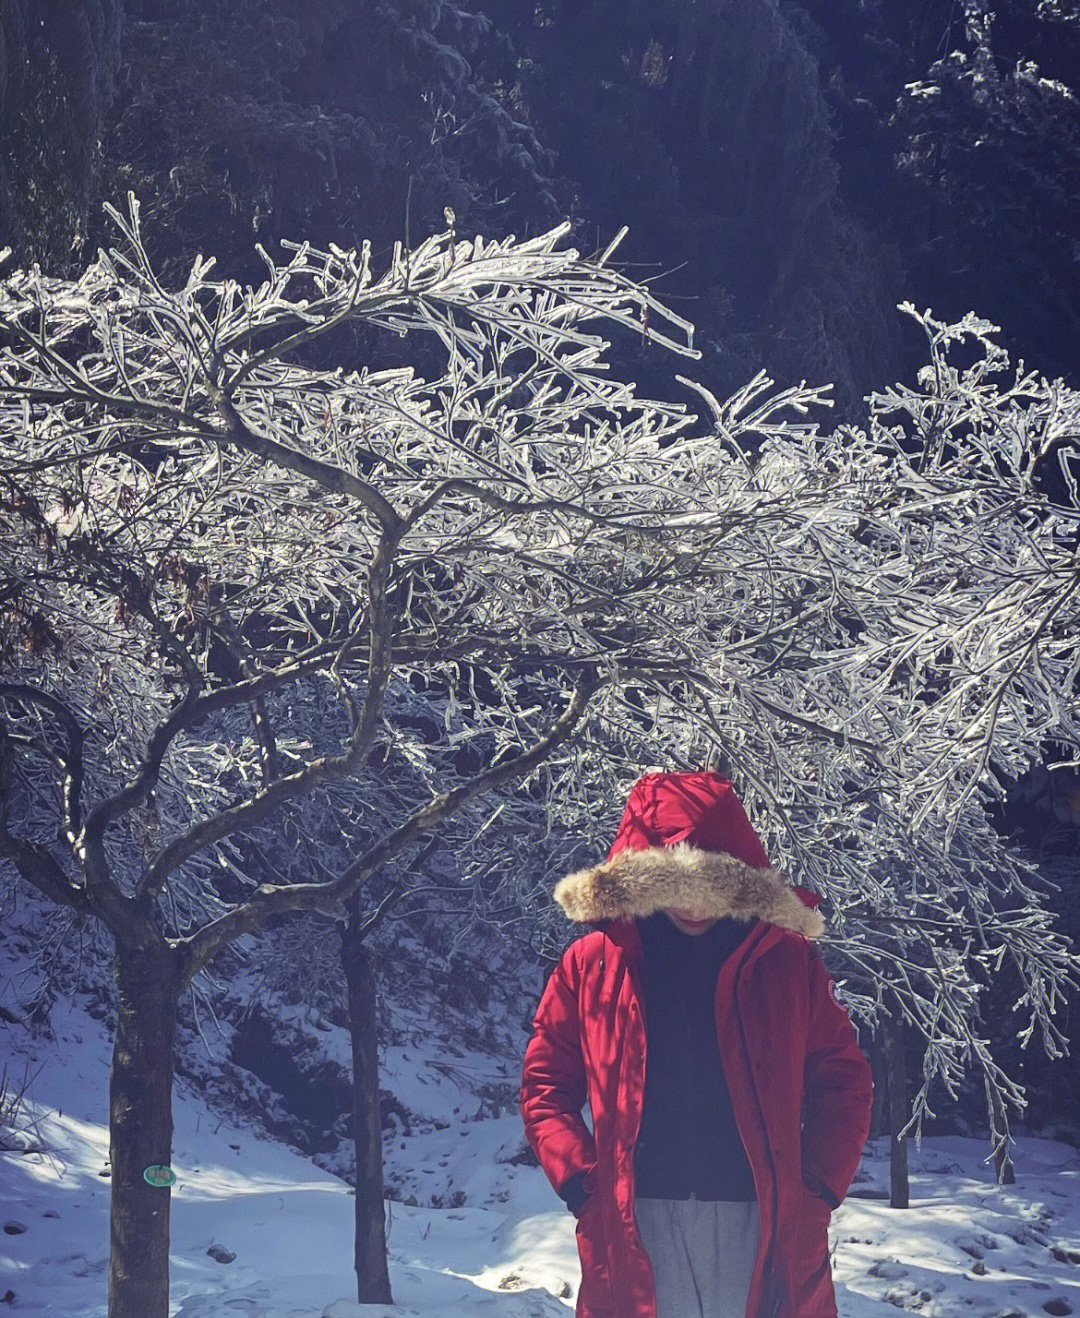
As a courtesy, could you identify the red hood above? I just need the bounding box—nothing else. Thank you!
[553,769,823,930]
[609,770,771,865]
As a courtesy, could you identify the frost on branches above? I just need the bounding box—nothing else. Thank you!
[0,198,1078,1309]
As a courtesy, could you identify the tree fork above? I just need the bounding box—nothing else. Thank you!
[989,1084,1015,1185]
[107,941,182,1318]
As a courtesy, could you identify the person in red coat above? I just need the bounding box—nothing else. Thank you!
[520,771,873,1318]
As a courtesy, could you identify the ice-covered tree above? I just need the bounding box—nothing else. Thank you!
[2,200,1079,1314]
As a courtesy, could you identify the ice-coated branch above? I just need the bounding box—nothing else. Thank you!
[138,533,401,896]
[3,202,1080,1133]
[0,683,85,845]
[0,710,92,916]
[179,674,598,982]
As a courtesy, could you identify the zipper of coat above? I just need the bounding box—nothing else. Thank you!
[625,945,652,1304]
[731,941,782,1318]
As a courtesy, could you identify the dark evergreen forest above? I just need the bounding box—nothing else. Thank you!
[4,0,1079,405]
[3,0,1079,1128]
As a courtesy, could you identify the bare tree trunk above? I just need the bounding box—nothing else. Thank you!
[881,1008,909,1209]
[341,898,392,1305]
[108,941,181,1318]
[869,1039,889,1141]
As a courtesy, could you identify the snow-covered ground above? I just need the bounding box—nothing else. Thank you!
[3,988,1080,1318]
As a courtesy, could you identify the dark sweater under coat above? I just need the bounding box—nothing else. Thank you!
[632,912,757,1202]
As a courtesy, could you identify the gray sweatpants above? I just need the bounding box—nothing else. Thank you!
[635,1197,760,1318]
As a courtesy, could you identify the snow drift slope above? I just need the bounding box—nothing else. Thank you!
[3,986,1080,1315]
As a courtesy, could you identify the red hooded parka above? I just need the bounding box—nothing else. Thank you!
[520,772,874,1318]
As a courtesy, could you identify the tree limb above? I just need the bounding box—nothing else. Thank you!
[0,684,85,846]
[0,720,92,916]
[178,675,598,982]
[212,389,401,533]
[139,522,403,895]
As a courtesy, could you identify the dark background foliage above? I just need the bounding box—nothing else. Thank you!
[1,0,123,261]
[5,0,1078,403]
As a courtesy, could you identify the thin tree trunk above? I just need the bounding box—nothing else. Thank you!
[989,1085,1016,1185]
[881,1008,909,1209]
[341,898,392,1305]
[108,942,181,1318]
[993,1140,1016,1185]
[869,1039,889,1141]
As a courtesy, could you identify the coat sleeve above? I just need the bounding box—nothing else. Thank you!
[801,948,874,1207]
[520,944,597,1197]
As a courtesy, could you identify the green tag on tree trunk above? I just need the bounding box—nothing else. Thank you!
[143,1164,176,1187]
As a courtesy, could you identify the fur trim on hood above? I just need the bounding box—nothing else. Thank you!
[553,842,825,938]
